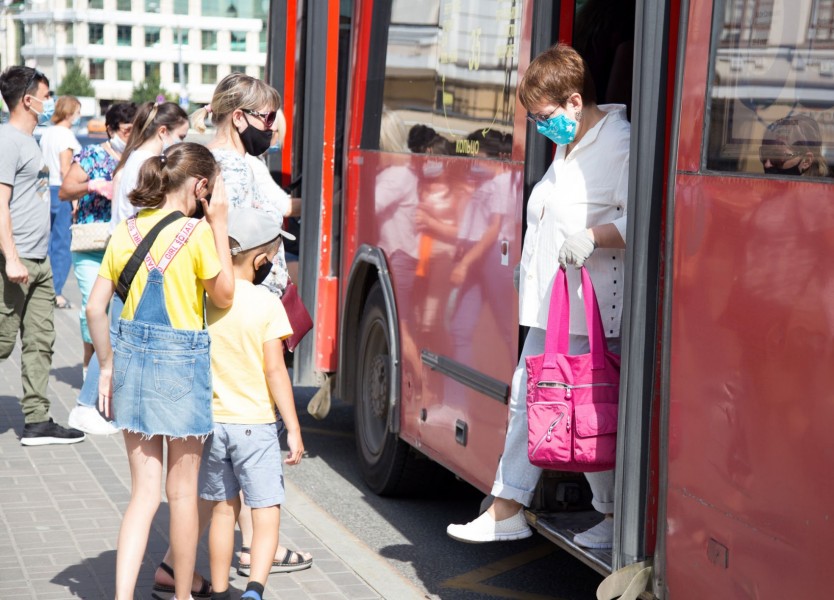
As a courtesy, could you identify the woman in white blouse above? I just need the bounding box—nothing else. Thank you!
[447,43,630,549]
[39,95,82,309]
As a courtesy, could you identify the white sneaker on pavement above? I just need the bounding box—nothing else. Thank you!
[447,509,533,543]
[68,405,119,435]
[573,516,614,549]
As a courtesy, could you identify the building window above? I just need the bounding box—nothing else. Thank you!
[117,25,132,46]
[201,30,217,50]
[88,0,103,8]
[88,23,104,45]
[258,66,264,80]
[145,62,160,80]
[230,30,246,51]
[117,60,132,81]
[174,0,188,13]
[89,58,105,80]
[145,26,161,47]
[145,0,160,12]
[173,63,189,83]
[174,28,189,45]
[259,29,266,52]
[65,23,74,45]
[201,0,266,19]
[230,65,246,74]
[202,64,217,84]
[117,0,131,9]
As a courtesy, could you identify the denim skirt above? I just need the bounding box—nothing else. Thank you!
[111,319,213,438]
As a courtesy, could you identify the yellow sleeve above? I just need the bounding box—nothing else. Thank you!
[191,221,222,282]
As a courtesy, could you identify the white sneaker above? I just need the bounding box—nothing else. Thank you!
[68,405,119,435]
[573,516,614,549]
[447,509,533,543]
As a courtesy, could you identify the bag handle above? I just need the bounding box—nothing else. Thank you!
[543,266,608,370]
[115,211,184,302]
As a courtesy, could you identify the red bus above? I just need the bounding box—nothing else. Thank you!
[266,0,834,597]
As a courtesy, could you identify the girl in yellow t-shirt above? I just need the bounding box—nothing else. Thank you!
[86,142,234,600]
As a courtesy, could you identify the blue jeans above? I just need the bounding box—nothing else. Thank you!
[71,250,105,344]
[77,294,123,408]
[111,268,212,438]
[48,186,72,296]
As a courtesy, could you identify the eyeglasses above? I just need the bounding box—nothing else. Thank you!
[242,109,278,129]
[526,106,560,124]
[758,144,800,168]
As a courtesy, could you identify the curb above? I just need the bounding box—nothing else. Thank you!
[283,478,428,600]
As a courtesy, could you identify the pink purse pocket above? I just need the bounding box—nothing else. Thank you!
[528,400,572,467]
[572,402,618,468]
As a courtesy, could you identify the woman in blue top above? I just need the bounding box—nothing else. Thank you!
[59,102,137,380]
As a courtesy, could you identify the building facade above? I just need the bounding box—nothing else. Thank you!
[8,0,267,108]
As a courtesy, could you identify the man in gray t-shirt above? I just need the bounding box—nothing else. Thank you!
[0,66,84,446]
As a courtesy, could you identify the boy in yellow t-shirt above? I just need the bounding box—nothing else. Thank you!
[198,207,303,600]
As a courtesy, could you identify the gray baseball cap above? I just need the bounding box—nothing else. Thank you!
[228,207,296,256]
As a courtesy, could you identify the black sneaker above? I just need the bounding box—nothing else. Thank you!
[20,418,86,446]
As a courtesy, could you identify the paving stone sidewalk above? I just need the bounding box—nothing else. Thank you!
[0,277,423,600]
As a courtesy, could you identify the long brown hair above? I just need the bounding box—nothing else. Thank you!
[128,143,217,209]
[114,101,188,175]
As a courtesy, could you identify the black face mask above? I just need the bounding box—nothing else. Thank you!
[238,115,273,156]
[764,164,803,177]
[253,259,273,286]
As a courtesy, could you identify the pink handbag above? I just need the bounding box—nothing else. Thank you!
[526,267,621,472]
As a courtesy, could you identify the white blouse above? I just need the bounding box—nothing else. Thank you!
[518,104,630,337]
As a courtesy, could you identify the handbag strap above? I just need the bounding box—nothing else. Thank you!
[115,211,185,302]
[543,266,609,370]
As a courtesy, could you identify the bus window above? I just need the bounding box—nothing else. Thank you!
[706,0,834,178]
[364,0,521,159]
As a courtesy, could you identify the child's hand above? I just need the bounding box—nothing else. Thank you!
[98,367,114,419]
[284,430,304,465]
[204,173,228,226]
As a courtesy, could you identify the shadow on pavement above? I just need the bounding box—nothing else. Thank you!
[52,364,84,391]
[51,550,117,598]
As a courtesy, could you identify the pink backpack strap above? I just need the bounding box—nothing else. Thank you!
[125,216,200,273]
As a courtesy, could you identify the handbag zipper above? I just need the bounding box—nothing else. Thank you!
[536,381,616,398]
[530,402,570,457]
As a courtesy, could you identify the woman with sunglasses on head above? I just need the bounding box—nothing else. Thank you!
[86,143,234,600]
[447,43,630,550]
[759,115,828,178]
[59,102,137,393]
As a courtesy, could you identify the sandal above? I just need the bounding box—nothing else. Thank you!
[237,546,313,576]
[151,561,212,599]
[54,296,73,309]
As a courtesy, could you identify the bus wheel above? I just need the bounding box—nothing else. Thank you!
[354,283,421,496]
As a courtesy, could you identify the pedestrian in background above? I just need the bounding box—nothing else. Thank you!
[0,66,85,446]
[39,94,82,310]
[59,102,137,389]
[87,143,234,600]
[198,207,303,600]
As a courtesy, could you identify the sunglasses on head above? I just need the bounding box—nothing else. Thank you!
[242,109,278,129]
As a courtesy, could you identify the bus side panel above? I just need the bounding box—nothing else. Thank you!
[665,174,834,598]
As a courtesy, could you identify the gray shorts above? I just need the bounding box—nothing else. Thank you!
[198,422,285,508]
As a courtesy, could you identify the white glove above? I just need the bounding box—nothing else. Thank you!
[558,230,596,268]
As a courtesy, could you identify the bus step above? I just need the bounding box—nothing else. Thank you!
[524,509,613,576]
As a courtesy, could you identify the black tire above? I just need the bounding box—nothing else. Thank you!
[353,282,433,496]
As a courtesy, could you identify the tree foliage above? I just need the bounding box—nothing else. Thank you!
[130,75,177,104]
[57,64,95,97]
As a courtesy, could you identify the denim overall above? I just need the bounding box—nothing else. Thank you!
[111,216,213,438]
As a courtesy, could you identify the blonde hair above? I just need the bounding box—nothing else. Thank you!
[52,95,81,124]
[379,107,408,153]
[191,72,281,133]
[763,115,829,178]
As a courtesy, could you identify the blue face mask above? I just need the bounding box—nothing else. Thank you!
[31,96,55,125]
[536,113,578,145]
